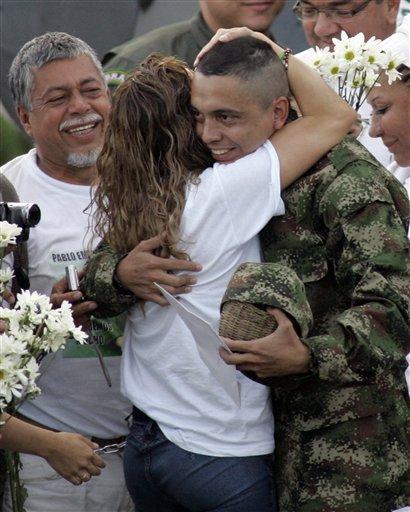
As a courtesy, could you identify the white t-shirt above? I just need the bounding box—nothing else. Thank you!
[122,141,284,457]
[1,149,131,437]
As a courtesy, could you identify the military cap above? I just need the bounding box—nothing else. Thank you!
[220,262,313,339]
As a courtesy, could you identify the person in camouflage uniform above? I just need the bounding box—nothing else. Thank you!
[219,136,410,512]
[81,29,410,512]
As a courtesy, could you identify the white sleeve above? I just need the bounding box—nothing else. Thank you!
[213,141,284,244]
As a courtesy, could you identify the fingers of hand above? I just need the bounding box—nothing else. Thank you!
[194,27,252,65]
[219,346,258,365]
[50,290,83,307]
[161,258,202,272]
[72,300,97,317]
[2,289,15,306]
[223,338,257,353]
[79,471,91,482]
[135,234,165,253]
[69,476,82,486]
[50,276,68,294]
[266,307,292,328]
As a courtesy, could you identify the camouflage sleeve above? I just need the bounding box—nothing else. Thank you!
[80,242,137,319]
[304,161,410,385]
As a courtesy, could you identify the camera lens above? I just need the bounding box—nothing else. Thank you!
[21,204,41,227]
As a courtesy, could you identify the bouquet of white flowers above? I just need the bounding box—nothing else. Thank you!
[308,31,406,111]
[0,221,87,417]
[0,291,87,416]
[0,220,88,512]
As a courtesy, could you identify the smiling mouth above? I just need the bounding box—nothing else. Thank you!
[65,122,99,135]
[211,148,232,156]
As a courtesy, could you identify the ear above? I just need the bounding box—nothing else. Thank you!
[17,106,33,137]
[271,97,289,130]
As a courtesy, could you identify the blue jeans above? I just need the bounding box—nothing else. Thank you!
[124,408,276,512]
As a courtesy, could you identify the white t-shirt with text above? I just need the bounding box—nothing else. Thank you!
[2,149,131,437]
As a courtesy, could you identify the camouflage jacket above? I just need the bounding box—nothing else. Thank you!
[259,137,410,511]
[81,137,410,511]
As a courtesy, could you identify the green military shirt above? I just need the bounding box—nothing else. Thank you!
[103,12,275,91]
[103,13,213,91]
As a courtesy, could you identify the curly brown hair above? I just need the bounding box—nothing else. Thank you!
[92,54,213,256]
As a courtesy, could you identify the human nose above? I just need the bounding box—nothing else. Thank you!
[68,91,91,115]
[199,118,222,145]
[313,11,340,39]
[368,115,382,138]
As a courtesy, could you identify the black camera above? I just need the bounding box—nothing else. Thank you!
[0,202,41,242]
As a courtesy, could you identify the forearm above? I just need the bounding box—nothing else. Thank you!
[304,293,410,385]
[305,188,410,384]
[0,414,55,458]
[273,55,356,188]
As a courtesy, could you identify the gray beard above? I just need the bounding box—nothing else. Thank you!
[66,147,102,168]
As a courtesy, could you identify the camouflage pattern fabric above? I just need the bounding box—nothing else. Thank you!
[80,242,136,318]
[221,261,313,338]
[260,136,410,511]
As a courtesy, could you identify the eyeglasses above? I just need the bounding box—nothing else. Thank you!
[293,0,373,22]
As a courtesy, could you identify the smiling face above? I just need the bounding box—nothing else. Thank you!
[300,0,398,50]
[200,0,284,33]
[367,75,410,167]
[191,71,280,163]
[17,55,110,181]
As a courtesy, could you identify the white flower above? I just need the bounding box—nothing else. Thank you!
[333,31,365,68]
[0,268,13,284]
[306,31,407,111]
[0,221,22,248]
[361,43,386,72]
[383,49,404,84]
[0,290,88,413]
[309,46,332,70]
[0,333,28,357]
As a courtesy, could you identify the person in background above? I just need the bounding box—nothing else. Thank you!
[294,0,401,167]
[367,14,410,398]
[103,0,285,89]
[368,14,410,206]
[1,30,204,512]
[1,32,134,512]
[294,0,399,50]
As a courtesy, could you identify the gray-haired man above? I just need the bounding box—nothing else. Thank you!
[1,32,132,512]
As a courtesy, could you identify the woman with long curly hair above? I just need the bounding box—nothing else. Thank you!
[92,30,354,512]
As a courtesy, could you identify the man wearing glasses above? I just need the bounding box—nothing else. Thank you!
[294,0,400,168]
[293,0,399,50]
